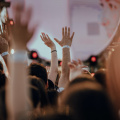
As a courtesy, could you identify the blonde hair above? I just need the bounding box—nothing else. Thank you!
[106,45,120,111]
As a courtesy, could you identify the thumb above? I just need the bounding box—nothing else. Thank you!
[54,38,60,44]
[70,32,75,40]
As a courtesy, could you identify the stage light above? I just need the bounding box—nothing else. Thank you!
[60,61,62,66]
[91,56,96,62]
[9,20,14,25]
[89,56,98,66]
[32,52,38,59]
[58,60,62,66]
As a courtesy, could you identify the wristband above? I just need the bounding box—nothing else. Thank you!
[62,45,70,49]
[1,52,9,57]
[51,50,57,53]
[10,50,27,63]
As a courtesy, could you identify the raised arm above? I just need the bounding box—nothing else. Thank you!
[40,33,58,84]
[54,27,74,88]
[68,59,90,81]
[0,37,9,68]
[7,4,36,119]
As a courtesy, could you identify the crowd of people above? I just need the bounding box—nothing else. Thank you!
[0,2,120,120]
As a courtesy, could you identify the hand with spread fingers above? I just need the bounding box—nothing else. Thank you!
[10,4,36,50]
[40,33,58,84]
[54,26,74,47]
[68,59,89,81]
[0,36,9,54]
[40,33,56,50]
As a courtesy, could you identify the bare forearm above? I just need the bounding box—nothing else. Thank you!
[2,55,9,69]
[58,48,70,87]
[8,50,28,119]
[48,46,58,84]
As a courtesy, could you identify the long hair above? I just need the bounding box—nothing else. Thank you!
[106,45,120,111]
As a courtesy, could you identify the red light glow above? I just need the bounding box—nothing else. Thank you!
[91,57,96,62]
[60,61,62,66]
[10,20,14,25]
[91,73,95,77]
[32,52,38,58]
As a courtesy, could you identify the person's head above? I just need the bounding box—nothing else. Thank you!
[94,69,106,88]
[28,63,48,88]
[68,74,96,88]
[48,79,54,90]
[59,80,117,120]
[106,45,120,111]
[47,90,58,107]
[28,76,49,109]
[100,0,120,37]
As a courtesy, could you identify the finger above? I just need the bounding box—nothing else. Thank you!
[46,34,51,41]
[68,27,70,37]
[12,4,23,24]
[70,32,75,40]
[78,59,82,65]
[40,35,44,41]
[72,60,78,66]
[25,7,32,22]
[68,62,76,69]
[22,7,32,25]
[54,38,60,44]
[42,33,46,40]
[65,26,67,36]
[81,65,88,68]
[62,27,64,37]
[40,34,46,42]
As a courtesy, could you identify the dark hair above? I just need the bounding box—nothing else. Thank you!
[28,76,49,108]
[0,62,3,71]
[59,81,117,120]
[29,85,41,108]
[28,63,48,85]
[68,75,96,88]
[0,70,7,89]
[39,113,72,120]
[94,69,106,88]
[48,79,54,90]
[47,90,58,106]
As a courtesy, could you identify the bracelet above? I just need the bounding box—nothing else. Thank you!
[1,52,9,57]
[10,50,28,63]
[62,45,70,49]
[51,50,57,53]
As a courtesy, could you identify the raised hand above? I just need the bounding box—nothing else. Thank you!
[40,33,58,84]
[0,36,9,54]
[54,26,74,47]
[10,4,36,50]
[40,33,56,49]
[68,59,89,81]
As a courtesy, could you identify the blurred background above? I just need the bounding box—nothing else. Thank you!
[2,0,120,73]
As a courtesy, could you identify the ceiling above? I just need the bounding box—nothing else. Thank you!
[6,0,120,60]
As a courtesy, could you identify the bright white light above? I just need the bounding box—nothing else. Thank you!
[11,49,15,54]
[112,48,114,52]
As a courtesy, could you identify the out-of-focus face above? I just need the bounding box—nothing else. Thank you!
[100,0,120,38]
